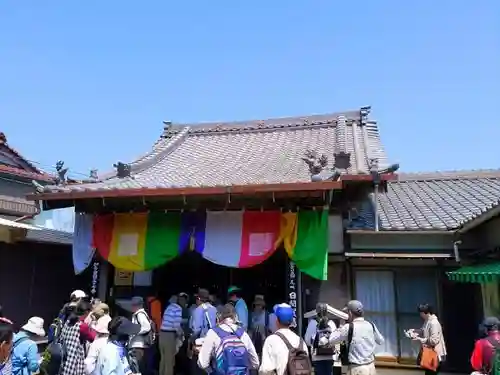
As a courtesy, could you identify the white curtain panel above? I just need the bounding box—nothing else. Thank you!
[355,270,399,357]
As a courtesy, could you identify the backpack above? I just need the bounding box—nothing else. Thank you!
[41,324,66,375]
[274,332,312,375]
[250,312,269,354]
[339,321,375,365]
[313,320,335,356]
[136,311,157,346]
[47,316,64,344]
[213,326,250,375]
[485,337,500,374]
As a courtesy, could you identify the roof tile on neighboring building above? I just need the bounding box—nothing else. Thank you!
[348,170,500,231]
[0,133,53,181]
[39,107,392,193]
[24,227,73,245]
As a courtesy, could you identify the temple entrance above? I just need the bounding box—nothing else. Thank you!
[153,249,287,308]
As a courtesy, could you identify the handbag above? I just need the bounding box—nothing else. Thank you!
[418,346,439,371]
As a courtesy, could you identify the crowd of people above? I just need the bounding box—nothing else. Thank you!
[2,286,496,375]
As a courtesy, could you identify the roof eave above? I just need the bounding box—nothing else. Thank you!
[346,229,456,235]
[27,180,344,201]
[27,173,397,202]
[457,204,500,234]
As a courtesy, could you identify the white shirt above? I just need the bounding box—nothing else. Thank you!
[197,319,260,370]
[85,336,108,375]
[95,342,132,375]
[259,328,309,375]
[304,319,340,363]
[328,317,384,365]
[130,308,152,348]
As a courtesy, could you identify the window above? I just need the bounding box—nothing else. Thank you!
[355,271,398,357]
[354,269,438,361]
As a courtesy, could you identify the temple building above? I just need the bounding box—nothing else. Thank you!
[30,106,500,372]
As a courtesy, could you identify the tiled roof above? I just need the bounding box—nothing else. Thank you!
[24,227,72,245]
[39,107,392,193]
[0,134,54,181]
[0,164,54,182]
[348,170,500,231]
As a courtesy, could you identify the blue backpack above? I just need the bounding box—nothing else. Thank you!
[213,326,250,375]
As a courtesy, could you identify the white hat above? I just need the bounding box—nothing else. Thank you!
[22,317,45,337]
[94,315,111,335]
[70,290,86,299]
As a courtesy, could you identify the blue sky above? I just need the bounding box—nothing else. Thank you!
[0,1,498,179]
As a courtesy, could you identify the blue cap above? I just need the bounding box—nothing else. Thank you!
[274,303,294,324]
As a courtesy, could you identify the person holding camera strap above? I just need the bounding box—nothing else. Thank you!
[329,301,384,375]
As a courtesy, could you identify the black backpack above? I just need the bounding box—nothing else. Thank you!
[41,324,66,375]
[136,311,157,346]
[313,318,335,356]
[275,332,312,375]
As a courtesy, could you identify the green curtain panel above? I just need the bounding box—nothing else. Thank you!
[447,262,500,283]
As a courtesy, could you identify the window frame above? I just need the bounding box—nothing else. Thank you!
[353,267,439,363]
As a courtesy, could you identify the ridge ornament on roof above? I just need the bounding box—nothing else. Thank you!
[89,169,99,181]
[302,150,328,181]
[113,162,132,179]
[55,161,68,185]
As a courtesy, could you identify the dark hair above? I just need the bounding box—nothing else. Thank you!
[68,300,92,324]
[108,316,128,342]
[417,303,433,315]
[229,291,241,299]
[0,304,3,318]
[0,319,14,344]
[316,303,329,329]
[220,304,237,321]
[76,300,92,315]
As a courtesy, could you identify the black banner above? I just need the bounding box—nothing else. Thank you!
[286,260,298,330]
[90,260,100,297]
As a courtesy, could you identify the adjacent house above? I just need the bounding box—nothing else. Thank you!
[336,170,500,371]
[0,133,88,329]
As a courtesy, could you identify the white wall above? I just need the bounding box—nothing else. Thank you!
[34,206,75,232]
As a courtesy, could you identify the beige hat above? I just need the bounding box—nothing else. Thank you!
[22,317,45,337]
[253,295,266,306]
[92,303,110,319]
[94,315,112,334]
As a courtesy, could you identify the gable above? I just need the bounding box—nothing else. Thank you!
[0,133,52,181]
[0,145,36,171]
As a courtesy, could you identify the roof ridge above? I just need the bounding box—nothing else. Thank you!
[395,169,500,182]
[161,109,366,136]
[96,127,191,181]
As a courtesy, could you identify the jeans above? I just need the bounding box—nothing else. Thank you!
[313,360,334,375]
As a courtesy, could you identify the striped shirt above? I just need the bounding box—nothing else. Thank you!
[160,303,183,332]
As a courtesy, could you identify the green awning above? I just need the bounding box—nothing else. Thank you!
[447,262,500,283]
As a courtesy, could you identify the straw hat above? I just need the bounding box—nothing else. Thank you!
[22,317,45,337]
[253,295,266,306]
[94,315,112,335]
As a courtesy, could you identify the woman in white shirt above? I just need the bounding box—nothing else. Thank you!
[304,303,341,375]
[85,315,112,375]
[95,317,140,375]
